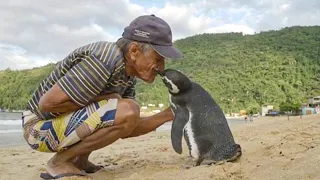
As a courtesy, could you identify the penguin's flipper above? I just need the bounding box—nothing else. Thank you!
[171,107,189,154]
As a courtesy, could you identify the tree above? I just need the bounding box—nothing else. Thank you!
[0,26,319,112]
[279,101,301,120]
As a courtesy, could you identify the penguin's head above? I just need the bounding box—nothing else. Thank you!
[154,68,192,94]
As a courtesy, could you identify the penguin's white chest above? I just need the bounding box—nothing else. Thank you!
[169,94,177,110]
[184,111,200,160]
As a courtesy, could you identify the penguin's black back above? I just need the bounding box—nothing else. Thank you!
[170,81,236,156]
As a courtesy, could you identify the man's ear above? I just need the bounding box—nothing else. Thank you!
[128,42,141,62]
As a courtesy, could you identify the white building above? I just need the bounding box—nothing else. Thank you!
[308,96,320,107]
[261,105,273,116]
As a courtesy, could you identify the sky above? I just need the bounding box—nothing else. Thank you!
[1,0,319,70]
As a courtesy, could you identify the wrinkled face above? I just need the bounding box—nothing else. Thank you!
[128,42,165,83]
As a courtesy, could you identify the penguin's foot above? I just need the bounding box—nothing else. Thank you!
[227,150,242,162]
[181,164,193,169]
[201,159,226,166]
[181,158,197,169]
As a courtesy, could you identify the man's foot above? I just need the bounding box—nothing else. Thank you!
[43,156,91,179]
[84,161,104,173]
[73,157,104,173]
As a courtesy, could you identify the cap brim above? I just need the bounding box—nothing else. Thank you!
[151,44,183,59]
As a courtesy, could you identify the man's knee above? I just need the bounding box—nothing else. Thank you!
[114,99,140,135]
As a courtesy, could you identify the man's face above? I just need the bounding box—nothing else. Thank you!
[129,43,165,83]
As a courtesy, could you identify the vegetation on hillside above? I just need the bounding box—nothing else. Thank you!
[1,26,319,114]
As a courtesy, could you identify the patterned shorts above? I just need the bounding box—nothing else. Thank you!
[22,99,118,153]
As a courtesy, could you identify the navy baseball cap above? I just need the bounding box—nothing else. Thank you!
[122,14,183,59]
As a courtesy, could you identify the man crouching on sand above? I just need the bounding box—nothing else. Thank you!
[21,14,183,179]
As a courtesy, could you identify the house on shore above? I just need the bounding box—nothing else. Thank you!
[301,96,320,115]
[261,105,274,116]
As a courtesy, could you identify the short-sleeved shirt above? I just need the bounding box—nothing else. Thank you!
[26,41,136,120]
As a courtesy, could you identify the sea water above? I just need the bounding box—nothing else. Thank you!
[0,119,25,147]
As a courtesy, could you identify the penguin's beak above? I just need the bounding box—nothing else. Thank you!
[153,68,164,77]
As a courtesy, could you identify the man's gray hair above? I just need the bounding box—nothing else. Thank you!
[116,37,153,55]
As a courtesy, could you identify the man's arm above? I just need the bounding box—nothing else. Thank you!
[39,53,117,114]
[119,78,176,138]
[90,93,122,102]
[38,84,121,113]
[122,106,174,138]
[39,83,81,113]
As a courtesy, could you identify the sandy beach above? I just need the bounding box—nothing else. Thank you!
[1,114,320,180]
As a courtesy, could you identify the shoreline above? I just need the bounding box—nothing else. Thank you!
[0,117,247,148]
[0,114,308,149]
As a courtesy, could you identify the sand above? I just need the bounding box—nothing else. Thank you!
[1,114,320,180]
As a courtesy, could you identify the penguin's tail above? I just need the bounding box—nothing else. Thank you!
[226,144,242,162]
[208,143,242,163]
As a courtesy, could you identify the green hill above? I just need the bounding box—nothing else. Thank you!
[1,26,319,113]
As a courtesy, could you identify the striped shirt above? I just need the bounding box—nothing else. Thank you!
[26,41,136,120]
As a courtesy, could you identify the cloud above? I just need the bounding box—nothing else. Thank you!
[1,0,319,70]
[147,2,215,39]
[0,43,56,70]
[204,24,255,35]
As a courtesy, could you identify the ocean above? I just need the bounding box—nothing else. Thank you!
[0,117,245,148]
[0,118,25,147]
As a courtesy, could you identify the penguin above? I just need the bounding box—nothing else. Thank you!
[154,68,242,166]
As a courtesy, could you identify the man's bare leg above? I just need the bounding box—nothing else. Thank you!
[72,107,174,173]
[45,99,140,177]
[45,100,173,177]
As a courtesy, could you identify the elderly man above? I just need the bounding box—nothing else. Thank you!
[22,14,183,179]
